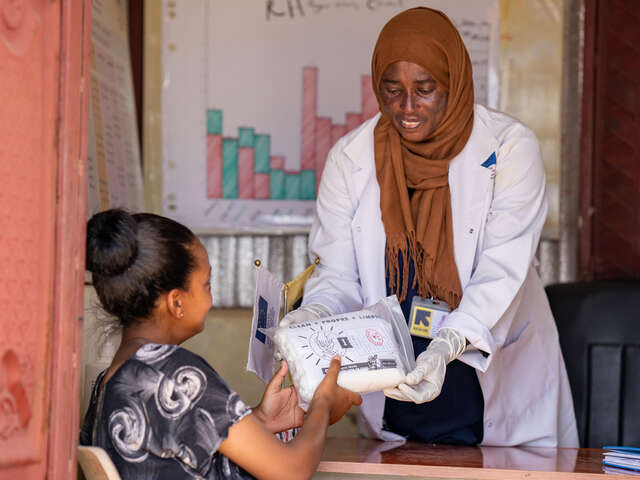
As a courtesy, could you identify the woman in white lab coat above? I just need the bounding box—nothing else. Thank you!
[282,7,578,447]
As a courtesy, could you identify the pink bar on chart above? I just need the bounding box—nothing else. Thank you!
[315,116,332,190]
[238,147,255,198]
[207,134,223,198]
[270,155,285,170]
[361,74,378,120]
[301,67,318,170]
[254,173,270,199]
[331,124,347,146]
[346,112,362,132]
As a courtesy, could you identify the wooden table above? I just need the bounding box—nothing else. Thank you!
[315,438,637,479]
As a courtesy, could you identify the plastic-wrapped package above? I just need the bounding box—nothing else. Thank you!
[263,296,415,409]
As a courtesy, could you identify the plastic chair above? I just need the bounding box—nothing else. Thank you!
[545,280,640,447]
[77,446,121,480]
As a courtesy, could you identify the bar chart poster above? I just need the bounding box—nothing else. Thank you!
[161,0,498,232]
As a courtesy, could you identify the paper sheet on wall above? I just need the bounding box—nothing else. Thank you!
[86,0,143,218]
[161,0,499,231]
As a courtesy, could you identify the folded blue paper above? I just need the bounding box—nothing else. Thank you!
[603,446,640,476]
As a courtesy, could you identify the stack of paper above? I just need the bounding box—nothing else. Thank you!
[603,446,640,475]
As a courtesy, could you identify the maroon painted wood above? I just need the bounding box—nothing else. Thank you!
[129,0,143,151]
[579,0,597,279]
[580,0,640,279]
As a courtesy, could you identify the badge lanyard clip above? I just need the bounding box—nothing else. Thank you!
[408,296,450,339]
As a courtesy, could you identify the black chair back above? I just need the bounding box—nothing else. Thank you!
[546,281,640,447]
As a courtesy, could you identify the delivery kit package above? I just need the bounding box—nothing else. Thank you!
[262,296,415,408]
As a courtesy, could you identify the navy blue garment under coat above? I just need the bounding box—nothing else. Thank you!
[383,249,484,445]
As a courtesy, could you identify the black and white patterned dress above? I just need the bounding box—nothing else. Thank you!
[80,344,254,479]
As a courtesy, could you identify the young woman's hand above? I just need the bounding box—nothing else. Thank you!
[222,357,361,480]
[310,356,362,425]
[253,361,304,433]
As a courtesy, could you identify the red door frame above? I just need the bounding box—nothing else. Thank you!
[47,0,91,477]
[579,0,597,279]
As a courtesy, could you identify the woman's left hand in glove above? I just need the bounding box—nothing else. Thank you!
[383,327,466,404]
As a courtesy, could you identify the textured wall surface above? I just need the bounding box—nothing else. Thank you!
[499,0,564,237]
[0,0,60,474]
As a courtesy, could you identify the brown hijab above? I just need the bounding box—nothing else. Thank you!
[372,7,474,308]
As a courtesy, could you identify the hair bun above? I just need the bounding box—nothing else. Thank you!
[86,209,138,277]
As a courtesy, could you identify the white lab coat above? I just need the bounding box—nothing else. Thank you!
[303,104,579,447]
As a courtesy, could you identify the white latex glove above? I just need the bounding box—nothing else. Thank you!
[383,327,466,404]
[279,303,333,327]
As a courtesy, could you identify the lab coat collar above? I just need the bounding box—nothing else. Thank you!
[450,105,499,175]
[343,113,380,172]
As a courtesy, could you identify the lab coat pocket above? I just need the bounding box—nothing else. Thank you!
[500,320,530,351]
[496,317,553,419]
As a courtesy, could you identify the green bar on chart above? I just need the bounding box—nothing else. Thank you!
[285,173,301,200]
[207,110,223,135]
[300,170,315,200]
[222,138,238,198]
[254,134,270,174]
[238,127,255,147]
[270,170,285,199]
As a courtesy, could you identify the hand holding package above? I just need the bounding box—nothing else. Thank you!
[262,296,414,409]
[384,327,466,403]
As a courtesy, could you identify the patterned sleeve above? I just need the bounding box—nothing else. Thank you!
[103,344,252,478]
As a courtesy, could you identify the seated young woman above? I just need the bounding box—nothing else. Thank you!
[80,209,362,480]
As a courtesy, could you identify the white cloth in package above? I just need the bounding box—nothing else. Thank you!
[267,296,414,409]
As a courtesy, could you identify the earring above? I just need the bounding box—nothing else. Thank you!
[179,311,184,318]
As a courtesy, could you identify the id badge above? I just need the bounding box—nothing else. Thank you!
[408,296,450,339]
